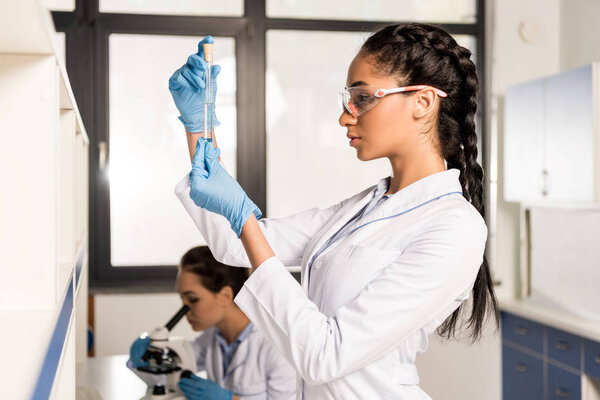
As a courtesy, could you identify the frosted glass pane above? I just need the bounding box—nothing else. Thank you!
[100,0,243,16]
[267,0,476,23]
[109,34,236,266]
[266,30,390,218]
[43,0,74,11]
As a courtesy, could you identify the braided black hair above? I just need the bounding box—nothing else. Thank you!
[360,23,498,341]
[179,246,249,297]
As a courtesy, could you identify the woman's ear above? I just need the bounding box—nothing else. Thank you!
[218,286,234,305]
[412,88,437,119]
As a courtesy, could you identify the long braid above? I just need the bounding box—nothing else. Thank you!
[360,23,499,340]
[442,36,499,340]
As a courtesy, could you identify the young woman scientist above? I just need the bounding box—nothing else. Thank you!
[128,247,296,400]
[170,23,499,399]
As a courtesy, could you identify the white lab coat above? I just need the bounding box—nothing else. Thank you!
[129,325,297,400]
[175,168,488,400]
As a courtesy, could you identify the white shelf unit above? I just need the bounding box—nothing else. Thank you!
[0,0,89,399]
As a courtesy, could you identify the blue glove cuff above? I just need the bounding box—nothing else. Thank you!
[178,115,221,133]
[231,197,262,237]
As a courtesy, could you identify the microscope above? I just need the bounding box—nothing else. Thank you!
[135,305,197,400]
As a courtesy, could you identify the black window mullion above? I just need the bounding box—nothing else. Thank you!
[237,0,268,214]
[96,13,247,36]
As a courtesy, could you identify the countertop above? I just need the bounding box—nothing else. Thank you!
[500,298,600,342]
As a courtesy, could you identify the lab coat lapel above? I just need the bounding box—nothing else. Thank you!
[224,329,251,377]
[207,331,225,385]
[300,182,380,290]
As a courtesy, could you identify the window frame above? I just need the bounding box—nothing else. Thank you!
[52,0,486,293]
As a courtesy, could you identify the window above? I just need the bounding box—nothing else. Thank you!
[99,0,243,17]
[52,0,486,291]
[108,34,237,266]
[266,0,476,23]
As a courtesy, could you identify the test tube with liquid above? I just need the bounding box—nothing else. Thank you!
[203,41,214,142]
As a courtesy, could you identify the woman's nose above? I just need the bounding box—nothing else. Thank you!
[339,110,358,127]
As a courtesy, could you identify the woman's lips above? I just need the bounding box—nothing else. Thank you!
[347,133,361,147]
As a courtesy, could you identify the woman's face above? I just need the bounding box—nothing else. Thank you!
[176,270,229,332]
[339,55,438,162]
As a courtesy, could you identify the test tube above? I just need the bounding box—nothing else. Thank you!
[203,42,214,142]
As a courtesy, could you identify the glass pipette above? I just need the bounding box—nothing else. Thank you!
[203,41,214,142]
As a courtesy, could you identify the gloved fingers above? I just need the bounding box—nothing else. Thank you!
[134,360,149,368]
[131,336,149,355]
[178,386,202,398]
[182,374,206,383]
[196,36,215,58]
[169,68,197,93]
[179,375,206,390]
[178,380,205,396]
[191,138,210,178]
[204,144,221,172]
[187,53,209,75]
[181,65,205,92]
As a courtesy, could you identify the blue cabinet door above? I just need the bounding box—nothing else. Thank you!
[503,345,543,400]
[502,312,544,354]
[547,364,581,400]
[547,327,582,370]
[584,339,600,379]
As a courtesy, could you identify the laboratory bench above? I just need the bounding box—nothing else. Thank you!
[500,299,600,400]
[76,355,146,400]
[76,354,208,400]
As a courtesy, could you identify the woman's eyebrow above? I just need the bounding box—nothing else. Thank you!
[182,291,197,296]
[349,80,368,87]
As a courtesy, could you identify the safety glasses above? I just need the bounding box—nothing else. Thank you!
[338,85,448,117]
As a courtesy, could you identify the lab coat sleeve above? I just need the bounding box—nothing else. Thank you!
[234,209,488,385]
[264,341,298,400]
[174,173,347,267]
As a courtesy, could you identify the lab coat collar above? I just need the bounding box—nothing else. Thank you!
[376,168,462,214]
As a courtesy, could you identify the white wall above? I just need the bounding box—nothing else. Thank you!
[560,0,600,70]
[491,0,561,301]
[94,293,197,357]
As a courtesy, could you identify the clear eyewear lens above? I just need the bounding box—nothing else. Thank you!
[339,88,379,117]
[339,85,447,117]
[338,90,359,116]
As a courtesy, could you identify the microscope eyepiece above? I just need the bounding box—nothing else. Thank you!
[165,305,190,331]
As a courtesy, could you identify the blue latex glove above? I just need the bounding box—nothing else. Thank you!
[129,336,150,368]
[169,36,221,133]
[189,138,262,237]
[178,375,233,400]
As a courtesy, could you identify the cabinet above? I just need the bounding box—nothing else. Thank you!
[504,64,600,203]
[0,1,89,399]
[502,312,600,400]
